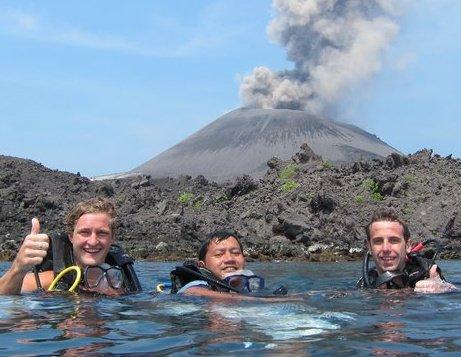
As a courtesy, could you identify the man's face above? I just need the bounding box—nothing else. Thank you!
[200,236,245,279]
[368,220,411,274]
[69,213,113,267]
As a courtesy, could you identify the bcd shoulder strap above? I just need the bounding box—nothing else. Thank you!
[106,244,142,293]
[170,262,238,294]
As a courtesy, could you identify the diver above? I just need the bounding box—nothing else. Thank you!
[169,230,289,300]
[0,197,141,295]
[357,208,457,293]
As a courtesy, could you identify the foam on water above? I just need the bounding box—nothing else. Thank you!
[210,303,355,340]
[158,301,203,316]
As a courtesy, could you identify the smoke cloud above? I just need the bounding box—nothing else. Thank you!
[240,0,401,115]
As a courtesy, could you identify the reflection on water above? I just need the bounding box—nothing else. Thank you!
[0,261,460,355]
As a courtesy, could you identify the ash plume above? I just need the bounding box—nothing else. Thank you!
[240,0,401,115]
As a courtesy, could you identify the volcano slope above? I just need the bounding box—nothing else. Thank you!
[0,148,460,262]
[133,108,399,182]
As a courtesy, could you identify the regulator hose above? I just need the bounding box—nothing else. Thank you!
[48,266,82,292]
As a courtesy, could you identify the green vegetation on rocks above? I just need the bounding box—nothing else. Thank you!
[1,149,460,262]
[281,179,300,192]
[362,178,383,201]
[279,164,298,180]
[178,192,194,204]
[279,164,300,193]
[321,160,333,170]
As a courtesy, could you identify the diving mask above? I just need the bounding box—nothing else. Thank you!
[84,263,124,290]
[222,270,265,293]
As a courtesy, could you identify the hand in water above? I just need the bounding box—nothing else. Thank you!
[13,218,49,273]
[414,265,457,294]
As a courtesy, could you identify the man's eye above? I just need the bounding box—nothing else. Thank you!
[390,238,402,244]
[372,239,383,245]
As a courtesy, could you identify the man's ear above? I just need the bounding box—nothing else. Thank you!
[406,239,413,253]
[68,234,74,243]
[365,239,371,253]
[198,260,205,268]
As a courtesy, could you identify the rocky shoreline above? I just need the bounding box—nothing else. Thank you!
[1,147,460,263]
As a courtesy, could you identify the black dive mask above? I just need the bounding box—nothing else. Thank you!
[84,264,124,290]
[222,270,265,293]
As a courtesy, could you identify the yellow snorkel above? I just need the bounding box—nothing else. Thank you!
[155,282,172,293]
[48,266,82,292]
[156,283,166,293]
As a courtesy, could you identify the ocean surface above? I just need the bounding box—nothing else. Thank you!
[0,260,460,355]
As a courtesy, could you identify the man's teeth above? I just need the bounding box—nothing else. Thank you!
[381,257,396,263]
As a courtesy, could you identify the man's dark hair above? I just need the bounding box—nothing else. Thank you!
[198,230,244,261]
[365,208,410,241]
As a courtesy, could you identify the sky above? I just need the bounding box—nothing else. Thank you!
[0,0,459,177]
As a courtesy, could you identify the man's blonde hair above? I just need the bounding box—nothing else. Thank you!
[66,197,116,236]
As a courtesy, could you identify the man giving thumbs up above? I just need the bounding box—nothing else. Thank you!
[0,217,52,294]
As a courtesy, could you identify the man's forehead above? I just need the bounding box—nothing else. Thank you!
[77,212,110,220]
[75,213,112,228]
[370,220,404,235]
[209,236,239,249]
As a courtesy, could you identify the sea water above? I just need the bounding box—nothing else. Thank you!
[0,260,460,355]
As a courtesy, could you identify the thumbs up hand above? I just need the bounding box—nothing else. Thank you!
[13,218,50,273]
[30,217,40,235]
[414,265,458,294]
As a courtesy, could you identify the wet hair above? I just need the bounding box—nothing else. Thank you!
[198,230,244,261]
[66,197,116,236]
[365,208,410,241]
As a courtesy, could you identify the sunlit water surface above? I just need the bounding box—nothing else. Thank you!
[1,261,460,355]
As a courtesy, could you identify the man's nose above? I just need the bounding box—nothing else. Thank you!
[223,251,235,262]
[88,232,98,244]
[382,239,391,251]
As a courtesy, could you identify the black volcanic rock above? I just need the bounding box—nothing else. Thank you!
[292,143,323,164]
[133,108,400,182]
[1,150,460,262]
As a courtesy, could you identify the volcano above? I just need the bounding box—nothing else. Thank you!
[133,108,400,182]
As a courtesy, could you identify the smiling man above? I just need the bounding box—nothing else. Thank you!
[170,230,283,299]
[368,216,411,275]
[66,201,115,268]
[0,197,140,295]
[198,231,245,278]
[359,208,457,293]
[176,230,246,297]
